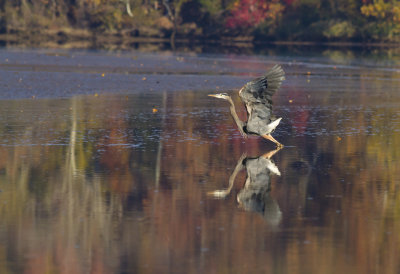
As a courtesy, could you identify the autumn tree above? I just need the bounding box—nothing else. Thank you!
[361,0,400,41]
[225,0,284,32]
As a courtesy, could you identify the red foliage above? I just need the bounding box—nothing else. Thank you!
[226,0,284,29]
[226,0,271,28]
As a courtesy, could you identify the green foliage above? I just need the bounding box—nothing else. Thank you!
[89,5,123,31]
[323,21,356,39]
[198,0,223,15]
[261,2,323,41]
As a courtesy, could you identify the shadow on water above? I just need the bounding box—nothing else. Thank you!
[0,48,400,273]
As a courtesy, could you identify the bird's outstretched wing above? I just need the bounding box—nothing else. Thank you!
[239,64,285,106]
[239,65,285,135]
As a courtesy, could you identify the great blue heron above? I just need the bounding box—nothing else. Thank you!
[209,64,285,147]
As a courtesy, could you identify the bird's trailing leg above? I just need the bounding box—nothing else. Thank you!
[262,134,284,148]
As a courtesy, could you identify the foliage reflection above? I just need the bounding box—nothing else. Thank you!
[0,69,399,273]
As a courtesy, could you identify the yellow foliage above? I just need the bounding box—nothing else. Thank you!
[361,1,400,20]
[266,3,285,21]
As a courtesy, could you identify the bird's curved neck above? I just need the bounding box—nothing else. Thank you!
[227,97,247,136]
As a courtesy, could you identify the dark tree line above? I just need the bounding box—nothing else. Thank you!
[0,0,399,42]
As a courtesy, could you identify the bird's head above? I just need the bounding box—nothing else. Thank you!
[208,93,230,100]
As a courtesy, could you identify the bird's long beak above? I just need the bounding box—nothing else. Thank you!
[208,94,218,97]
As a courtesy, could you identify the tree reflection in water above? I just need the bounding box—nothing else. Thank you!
[0,52,400,273]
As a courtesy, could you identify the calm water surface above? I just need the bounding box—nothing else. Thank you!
[0,48,400,273]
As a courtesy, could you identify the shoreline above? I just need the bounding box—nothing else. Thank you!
[1,29,399,50]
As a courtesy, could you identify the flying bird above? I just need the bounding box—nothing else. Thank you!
[209,64,285,147]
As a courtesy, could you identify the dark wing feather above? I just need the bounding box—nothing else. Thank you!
[239,64,285,106]
[239,65,285,135]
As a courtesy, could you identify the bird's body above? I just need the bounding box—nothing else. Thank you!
[209,64,285,147]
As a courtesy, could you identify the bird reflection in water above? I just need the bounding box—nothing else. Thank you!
[208,148,282,226]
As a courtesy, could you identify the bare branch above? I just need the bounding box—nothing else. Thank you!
[161,0,175,21]
[120,0,133,17]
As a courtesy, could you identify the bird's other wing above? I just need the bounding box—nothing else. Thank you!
[239,64,285,106]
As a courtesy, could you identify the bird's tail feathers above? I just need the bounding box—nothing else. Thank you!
[265,65,285,94]
[266,117,282,133]
[265,159,281,176]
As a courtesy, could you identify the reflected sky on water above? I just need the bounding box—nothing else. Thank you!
[0,48,400,273]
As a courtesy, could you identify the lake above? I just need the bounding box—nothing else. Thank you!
[0,46,400,273]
